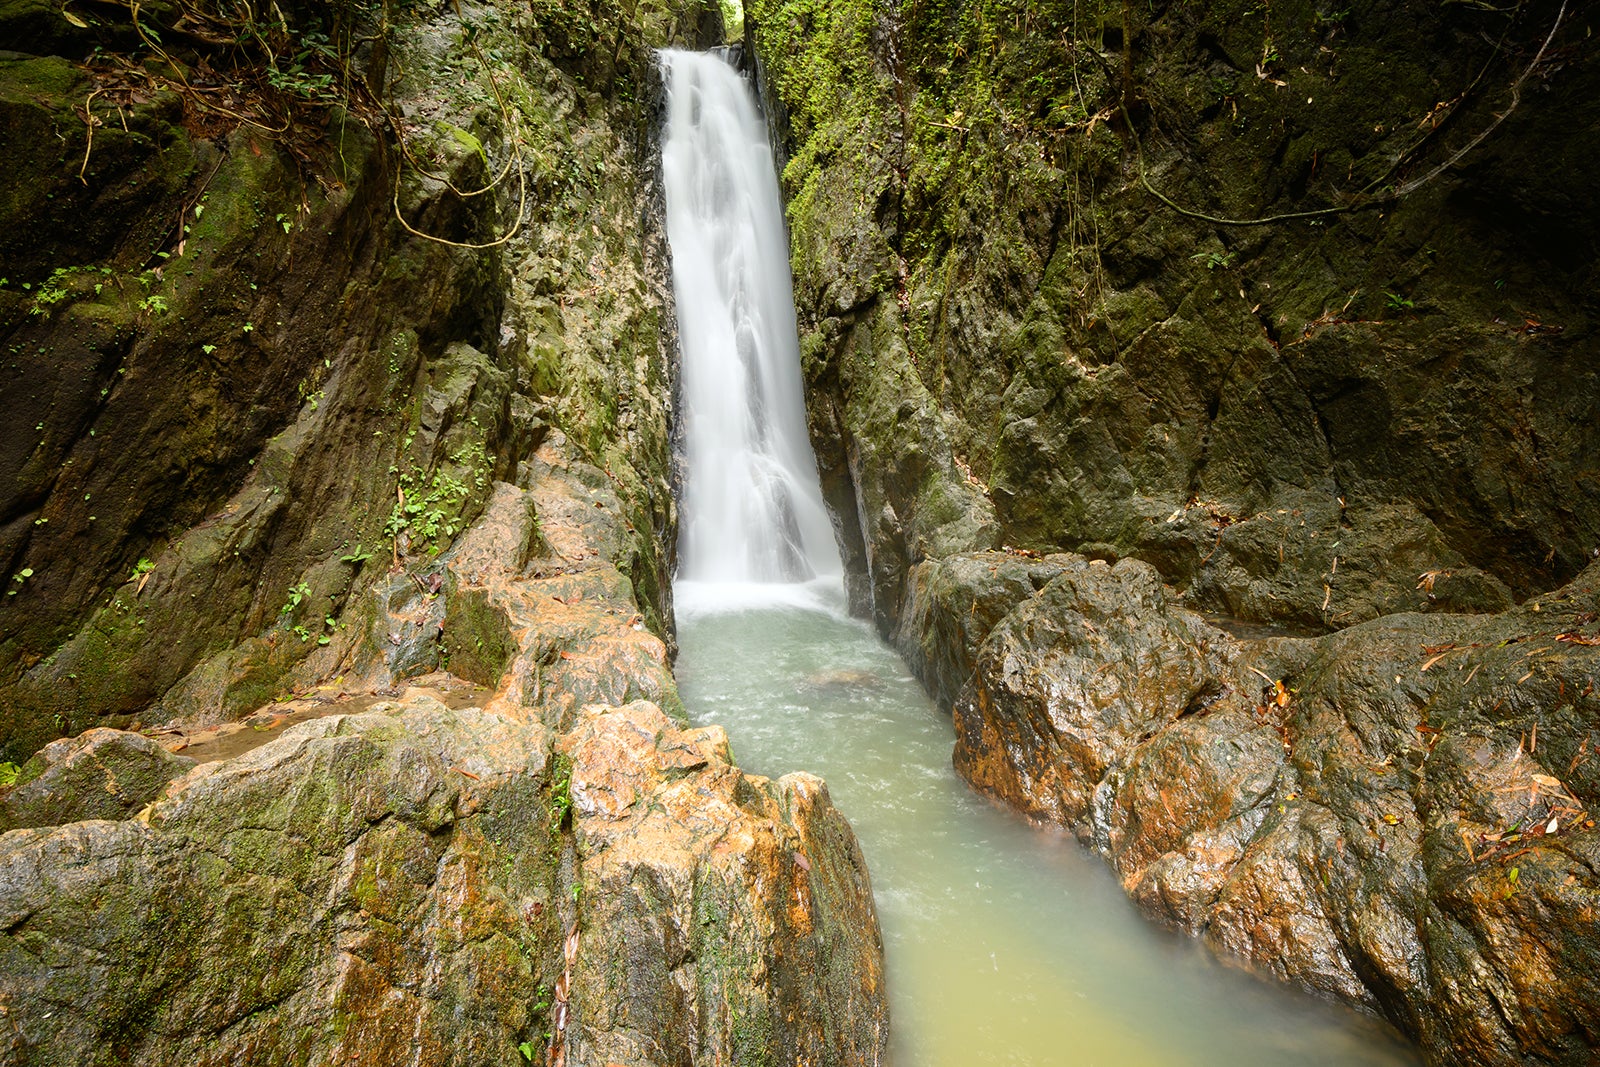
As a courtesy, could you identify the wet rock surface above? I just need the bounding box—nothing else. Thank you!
[0,697,558,1066]
[749,0,1599,637]
[0,436,888,1066]
[0,728,196,832]
[561,702,886,1067]
[905,550,1600,1065]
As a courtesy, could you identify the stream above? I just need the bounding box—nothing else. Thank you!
[661,49,1420,1066]
[674,582,1418,1066]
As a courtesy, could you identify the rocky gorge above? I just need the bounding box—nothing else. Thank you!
[747,0,1599,1062]
[1,0,1597,1065]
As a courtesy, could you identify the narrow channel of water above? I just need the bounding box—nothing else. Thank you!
[660,47,1419,1066]
[674,582,1418,1066]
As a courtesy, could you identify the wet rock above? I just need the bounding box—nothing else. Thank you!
[0,728,195,831]
[751,0,1600,637]
[909,552,1600,1066]
[559,701,887,1066]
[0,697,561,1066]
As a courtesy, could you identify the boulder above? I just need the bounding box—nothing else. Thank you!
[908,552,1600,1066]
[560,701,886,1066]
[0,728,195,832]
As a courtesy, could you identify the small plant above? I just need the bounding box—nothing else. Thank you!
[0,762,20,787]
[547,753,574,837]
[1192,250,1236,271]
[385,442,490,555]
[340,544,372,565]
[9,567,33,595]
[1384,291,1415,312]
[131,559,154,580]
[139,294,169,315]
[517,1042,536,1062]
[280,580,312,616]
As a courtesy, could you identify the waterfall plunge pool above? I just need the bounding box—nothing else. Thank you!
[674,582,1419,1067]
[660,47,1419,1065]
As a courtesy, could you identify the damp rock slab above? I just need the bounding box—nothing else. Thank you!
[0,728,196,832]
[0,698,561,1066]
[560,701,887,1067]
[904,550,1600,1067]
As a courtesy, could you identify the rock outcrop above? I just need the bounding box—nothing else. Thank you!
[0,0,692,758]
[0,0,890,1061]
[0,728,196,832]
[900,550,1600,1065]
[0,431,889,1066]
[748,0,1599,636]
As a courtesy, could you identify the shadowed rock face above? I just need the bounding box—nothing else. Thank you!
[901,551,1600,1066]
[747,0,1599,639]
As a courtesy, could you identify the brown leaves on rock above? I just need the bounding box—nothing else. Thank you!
[548,925,581,1067]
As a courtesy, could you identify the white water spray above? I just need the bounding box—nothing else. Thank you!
[660,49,842,595]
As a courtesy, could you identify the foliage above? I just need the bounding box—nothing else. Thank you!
[9,568,34,597]
[69,0,391,169]
[1193,250,1237,271]
[280,580,312,616]
[547,752,574,837]
[385,442,490,555]
[0,761,19,787]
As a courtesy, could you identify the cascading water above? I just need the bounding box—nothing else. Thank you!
[660,48,1418,1067]
[660,49,841,588]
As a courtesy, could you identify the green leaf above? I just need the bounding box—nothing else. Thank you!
[445,124,489,167]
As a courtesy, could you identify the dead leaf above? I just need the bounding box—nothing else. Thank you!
[1420,650,1459,671]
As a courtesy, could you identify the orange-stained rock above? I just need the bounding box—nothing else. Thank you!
[905,550,1600,1067]
[0,433,888,1067]
[557,702,886,1067]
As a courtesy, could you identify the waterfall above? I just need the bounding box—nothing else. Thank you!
[660,49,842,594]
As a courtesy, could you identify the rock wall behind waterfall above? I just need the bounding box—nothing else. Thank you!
[747,0,1598,637]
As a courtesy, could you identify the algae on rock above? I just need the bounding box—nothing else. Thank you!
[748,0,1598,636]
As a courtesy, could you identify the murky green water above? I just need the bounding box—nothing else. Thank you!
[674,581,1420,1067]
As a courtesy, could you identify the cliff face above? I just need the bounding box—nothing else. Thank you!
[0,2,889,1063]
[748,0,1597,636]
[0,0,696,757]
[748,0,1600,1062]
